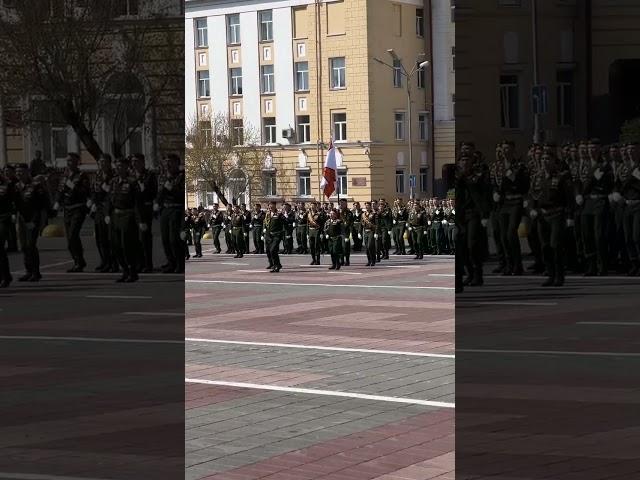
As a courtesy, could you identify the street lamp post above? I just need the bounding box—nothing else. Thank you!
[374,50,430,200]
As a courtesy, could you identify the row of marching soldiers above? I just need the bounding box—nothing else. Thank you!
[186,197,456,267]
[456,138,640,292]
[0,152,185,288]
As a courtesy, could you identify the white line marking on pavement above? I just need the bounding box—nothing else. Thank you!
[429,274,455,277]
[85,295,153,299]
[485,274,640,281]
[184,378,455,408]
[0,335,182,344]
[186,280,452,290]
[577,322,640,326]
[0,473,112,480]
[186,338,455,358]
[220,262,250,266]
[472,301,558,306]
[124,311,184,317]
[237,269,274,273]
[458,348,640,357]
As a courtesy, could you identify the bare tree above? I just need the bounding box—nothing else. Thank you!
[0,0,182,161]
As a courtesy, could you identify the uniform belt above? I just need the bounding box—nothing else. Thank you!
[589,194,607,199]
[114,208,134,214]
[627,199,640,205]
[64,202,85,210]
[505,194,523,200]
[232,226,243,229]
[541,207,563,215]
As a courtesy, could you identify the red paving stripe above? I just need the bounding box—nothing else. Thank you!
[200,410,454,480]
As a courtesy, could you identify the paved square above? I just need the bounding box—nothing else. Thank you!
[186,252,455,480]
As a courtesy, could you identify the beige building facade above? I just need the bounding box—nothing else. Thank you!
[185,0,455,208]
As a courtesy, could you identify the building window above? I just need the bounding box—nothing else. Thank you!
[420,167,428,192]
[295,62,309,91]
[261,65,275,94]
[393,59,402,88]
[337,169,348,196]
[200,121,212,146]
[500,74,520,129]
[263,118,277,144]
[197,71,210,98]
[557,70,574,127]
[231,119,244,145]
[259,10,273,42]
[395,169,405,194]
[195,18,208,47]
[51,127,68,161]
[298,171,311,196]
[417,62,426,88]
[297,115,311,143]
[115,0,138,16]
[230,68,243,95]
[333,113,347,141]
[330,57,346,89]
[263,172,277,196]
[395,112,405,141]
[227,14,241,45]
[416,8,424,37]
[418,114,429,141]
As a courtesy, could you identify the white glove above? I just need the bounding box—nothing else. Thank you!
[263,228,267,233]
[529,209,538,219]
[633,168,640,180]
[566,219,575,227]
[493,192,501,203]
[153,203,160,212]
[436,210,440,214]
[138,182,145,192]
[408,226,413,231]
[244,233,249,237]
[481,219,489,228]
[607,194,615,203]
[575,195,584,206]
[292,222,296,227]
[452,209,455,214]
[393,220,396,224]
[374,234,379,239]
[101,182,110,192]
[250,224,254,228]
[139,223,148,232]
[53,202,60,211]
[260,236,264,241]
[428,221,432,226]
[358,233,362,239]
[104,216,111,225]
[523,200,529,208]
[325,234,329,239]
[11,214,16,224]
[179,231,187,241]
[442,220,448,225]
[91,204,97,214]
[164,180,173,190]
[65,179,74,189]
[593,169,603,180]
[86,199,93,208]
[612,192,622,203]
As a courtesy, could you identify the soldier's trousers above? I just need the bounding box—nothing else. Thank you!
[112,210,138,275]
[94,209,113,269]
[138,207,154,270]
[193,230,204,256]
[527,215,543,267]
[6,218,17,251]
[283,230,294,253]
[364,230,377,265]
[448,223,457,254]
[0,217,12,281]
[244,228,250,253]
[267,233,282,268]
[252,225,264,253]
[232,227,244,256]
[499,203,523,272]
[383,228,391,255]
[464,215,484,280]
[539,213,565,281]
[573,206,585,263]
[309,228,321,263]
[430,223,445,253]
[581,198,608,274]
[393,223,406,253]
[411,227,424,257]
[352,223,362,251]
[64,207,87,268]
[610,203,627,265]
[341,235,351,263]
[160,207,184,272]
[19,219,41,276]
[211,226,222,252]
[225,228,234,253]
[299,225,309,253]
[329,237,343,267]
[490,210,505,266]
[624,203,640,263]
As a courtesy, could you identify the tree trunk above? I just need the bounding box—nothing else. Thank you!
[66,118,104,161]
[211,181,229,207]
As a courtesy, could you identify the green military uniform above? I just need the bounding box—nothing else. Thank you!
[251,208,265,254]
[15,174,50,281]
[231,209,246,258]
[223,210,234,253]
[526,154,545,273]
[296,206,309,254]
[192,211,207,258]
[106,173,143,282]
[351,206,363,252]
[56,169,91,272]
[377,205,392,260]
[339,207,353,266]
[430,206,445,254]
[282,209,295,254]
[392,203,407,255]
[324,217,344,270]
[409,207,427,259]
[184,211,193,260]
[307,208,325,265]
[265,209,284,271]
[488,157,506,272]
[135,167,158,272]
[445,206,456,254]
[617,159,640,275]
[156,170,185,273]
[0,176,16,287]
[210,209,223,253]
[362,209,378,266]
[91,166,115,272]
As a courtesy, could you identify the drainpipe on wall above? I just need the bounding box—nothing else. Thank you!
[428,0,436,197]
[315,0,323,200]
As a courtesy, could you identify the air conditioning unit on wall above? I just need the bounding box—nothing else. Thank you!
[282,128,295,139]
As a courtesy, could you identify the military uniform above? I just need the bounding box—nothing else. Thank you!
[265,209,284,271]
[430,205,445,254]
[91,166,115,271]
[106,173,143,282]
[295,206,309,254]
[56,169,91,272]
[617,159,640,275]
[351,206,363,251]
[409,207,427,259]
[526,154,545,273]
[135,167,158,272]
[488,157,507,272]
[362,209,378,266]
[307,208,325,265]
[223,209,234,253]
[231,209,246,258]
[445,206,456,254]
[377,205,392,260]
[0,176,16,287]
[324,217,344,270]
[210,209,223,253]
[282,209,295,254]
[184,211,194,260]
[15,174,50,281]
[339,207,354,266]
[155,170,185,273]
[392,203,407,255]
[192,211,207,258]
[251,208,265,254]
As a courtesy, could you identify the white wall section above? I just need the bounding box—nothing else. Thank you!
[273,6,295,144]
[240,11,261,139]
[185,18,197,124]
[210,15,230,117]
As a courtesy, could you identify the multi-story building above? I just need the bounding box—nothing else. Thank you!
[455,0,640,157]
[185,0,455,208]
[0,0,184,171]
